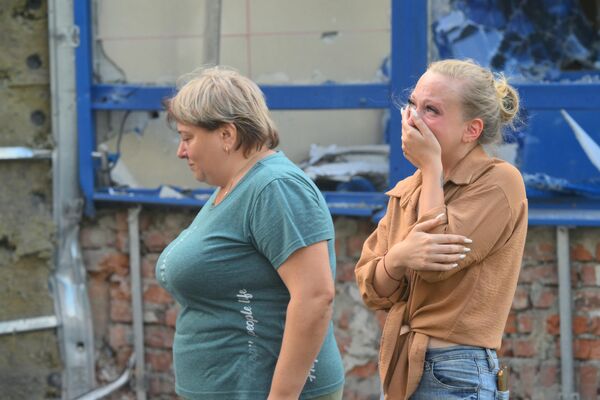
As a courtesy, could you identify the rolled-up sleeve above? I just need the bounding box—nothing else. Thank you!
[417,183,515,283]
[355,201,408,310]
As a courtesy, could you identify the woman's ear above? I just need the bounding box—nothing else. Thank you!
[220,123,237,148]
[463,118,483,143]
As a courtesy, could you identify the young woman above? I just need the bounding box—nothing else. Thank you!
[355,59,527,400]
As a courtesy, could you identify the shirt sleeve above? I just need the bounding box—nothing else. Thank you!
[355,199,409,311]
[249,178,333,269]
[416,182,518,283]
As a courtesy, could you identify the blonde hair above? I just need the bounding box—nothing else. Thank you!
[166,66,279,156]
[428,59,520,144]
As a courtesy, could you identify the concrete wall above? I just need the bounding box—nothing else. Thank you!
[81,209,600,400]
[0,0,62,398]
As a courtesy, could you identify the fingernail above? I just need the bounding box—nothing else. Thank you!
[459,254,466,259]
[463,248,471,253]
[436,213,445,219]
[464,238,473,243]
[451,263,458,268]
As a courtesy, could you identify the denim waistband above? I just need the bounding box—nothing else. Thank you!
[424,345,497,363]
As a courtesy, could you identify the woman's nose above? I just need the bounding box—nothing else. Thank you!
[176,140,187,159]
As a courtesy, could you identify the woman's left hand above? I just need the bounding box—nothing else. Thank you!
[401,107,442,170]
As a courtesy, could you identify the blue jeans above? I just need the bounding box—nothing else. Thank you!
[409,346,510,400]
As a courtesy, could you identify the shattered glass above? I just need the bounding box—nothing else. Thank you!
[432,0,600,81]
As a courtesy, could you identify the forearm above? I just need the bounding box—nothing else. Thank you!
[268,296,332,400]
[419,163,445,218]
[372,256,404,297]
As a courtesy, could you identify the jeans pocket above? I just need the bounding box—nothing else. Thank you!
[429,358,480,391]
[496,390,510,399]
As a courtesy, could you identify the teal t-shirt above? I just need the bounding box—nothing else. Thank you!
[156,152,344,399]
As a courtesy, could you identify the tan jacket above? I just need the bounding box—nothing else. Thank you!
[355,145,528,400]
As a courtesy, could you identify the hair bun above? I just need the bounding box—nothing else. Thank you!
[494,74,519,125]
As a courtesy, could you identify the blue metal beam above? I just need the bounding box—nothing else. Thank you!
[75,0,96,216]
[91,83,390,111]
[516,83,600,110]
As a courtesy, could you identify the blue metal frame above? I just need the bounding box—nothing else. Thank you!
[75,1,600,225]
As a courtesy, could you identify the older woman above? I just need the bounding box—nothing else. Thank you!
[157,67,344,400]
[356,59,527,400]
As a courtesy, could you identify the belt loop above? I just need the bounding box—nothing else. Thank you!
[485,348,497,370]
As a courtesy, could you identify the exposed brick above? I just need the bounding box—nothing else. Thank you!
[148,374,175,396]
[143,231,169,252]
[110,277,131,301]
[497,338,513,357]
[574,339,600,360]
[88,277,110,342]
[145,326,174,349]
[80,226,115,249]
[596,242,600,261]
[546,314,560,335]
[580,264,599,287]
[115,211,128,232]
[347,233,369,259]
[531,286,557,309]
[573,315,590,335]
[539,362,559,388]
[337,310,351,330]
[514,339,536,357]
[375,310,387,330]
[142,254,160,278]
[504,312,517,334]
[592,317,600,336]
[518,265,558,284]
[571,244,593,262]
[144,283,172,305]
[110,299,132,323]
[146,349,173,372]
[109,324,132,349]
[336,260,356,283]
[575,289,600,311]
[347,361,378,379]
[512,286,530,310]
[517,312,534,333]
[116,346,133,371]
[100,253,130,276]
[579,364,599,400]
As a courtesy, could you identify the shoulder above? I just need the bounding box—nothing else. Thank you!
[471,159,527,214]
[254,153,320,194]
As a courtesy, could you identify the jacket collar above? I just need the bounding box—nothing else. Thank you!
[386,144,492,199]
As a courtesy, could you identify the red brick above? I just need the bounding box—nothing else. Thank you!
[88,277,110,341]
[80,226,115,249]
[579,364,599,400]
[571,244,593,261]
[100,253,130,276]
[497,338,513,357]
[143,230,169,252]
[575,289,600,311]
[337,310,351,330]
[539,362,559,388]
[347,233,369,259]
[148,374,175,396]
[596,242,600,261]
[115,230,129,253]
[573,315,590,335]
[110,299,132,323]
[336,260,356,283]
[512,286,530,310]
[115,211,128,232]
[574,339,600,360]
[145,326,175,349]
[116,346,133,371]
[109,324,132,349]
[514,339,536,357]
[504,312,517,334]
[110,277,131,301]
[517,313,534,333]
[164,305,178,328]
[144,283,172,305]
[146,349,173,372]
[580,265,598,286]
[347,361,378,379]
[335,334,351,356]
[142,254,160,278]
[546,314,560,335]
[592,317,600,336]
[532,287,556,309]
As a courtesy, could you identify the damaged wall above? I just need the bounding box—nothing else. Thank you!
[81,211,600,400]
[0,0,62,398]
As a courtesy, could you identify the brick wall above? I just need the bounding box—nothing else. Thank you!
[81,208,600,400]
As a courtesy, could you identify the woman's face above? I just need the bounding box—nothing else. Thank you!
[406,71,469,157]
[176,122,224,185]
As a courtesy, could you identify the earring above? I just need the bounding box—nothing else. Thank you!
[224,146,230,155]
